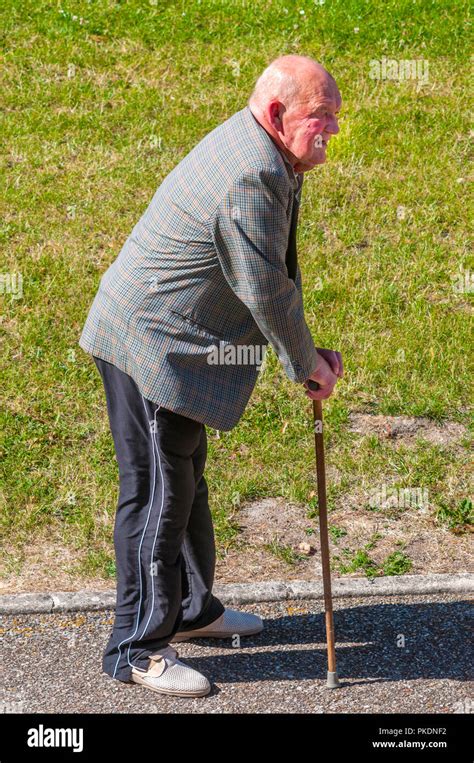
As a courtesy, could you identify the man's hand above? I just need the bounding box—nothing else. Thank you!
[303,348,344,400]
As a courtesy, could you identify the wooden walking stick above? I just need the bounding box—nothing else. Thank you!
[307,380,341,688]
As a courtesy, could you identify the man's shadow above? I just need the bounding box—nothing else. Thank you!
[183,599,473,686]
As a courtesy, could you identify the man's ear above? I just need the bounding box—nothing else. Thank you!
[267,101,285,133]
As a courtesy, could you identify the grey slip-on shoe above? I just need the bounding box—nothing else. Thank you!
[170,608,264,642]
[130,645,211,697]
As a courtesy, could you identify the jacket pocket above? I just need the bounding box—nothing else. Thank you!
[169,310,227,342]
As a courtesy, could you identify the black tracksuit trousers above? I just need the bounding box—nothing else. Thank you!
[93,356,225,683]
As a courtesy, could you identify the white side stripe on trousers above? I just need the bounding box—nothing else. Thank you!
[112,399,163,678]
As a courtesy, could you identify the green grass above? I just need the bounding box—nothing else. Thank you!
[435,498,473,534]
[333,537,413,579]
[264,539,308,566]
[329,525,348,542]
[382,551,413,576]
[0,0,472,580]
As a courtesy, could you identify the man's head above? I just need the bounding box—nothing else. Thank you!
[248,55,341,173]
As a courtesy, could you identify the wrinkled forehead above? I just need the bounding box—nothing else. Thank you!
[308,76,341,109]
[291,73,341,112]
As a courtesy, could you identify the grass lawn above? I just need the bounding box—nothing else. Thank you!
[1,0,472,584]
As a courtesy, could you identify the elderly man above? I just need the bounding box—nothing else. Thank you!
[79,54,343,698]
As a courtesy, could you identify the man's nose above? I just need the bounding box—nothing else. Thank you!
[326,115,339,135]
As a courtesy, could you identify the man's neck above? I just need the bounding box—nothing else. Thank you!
[247,105,297,170]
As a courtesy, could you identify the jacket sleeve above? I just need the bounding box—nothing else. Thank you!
[210,166,319,383]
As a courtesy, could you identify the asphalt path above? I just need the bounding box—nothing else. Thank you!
[1,592,472,714]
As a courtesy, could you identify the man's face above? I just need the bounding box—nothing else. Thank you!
[275,82,342,173]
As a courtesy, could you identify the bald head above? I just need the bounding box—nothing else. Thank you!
[248,55,339,114]
[248,55,341,173]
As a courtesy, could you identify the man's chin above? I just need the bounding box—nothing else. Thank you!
[294,152,326,172]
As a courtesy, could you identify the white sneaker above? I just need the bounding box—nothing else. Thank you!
[130,645,211,697]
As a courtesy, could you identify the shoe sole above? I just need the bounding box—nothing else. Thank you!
[171,625,264,642]
[130,673,211,697]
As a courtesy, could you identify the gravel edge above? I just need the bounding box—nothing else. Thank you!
[1,572,473,614]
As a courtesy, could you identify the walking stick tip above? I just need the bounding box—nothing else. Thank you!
[326,671,341,689]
